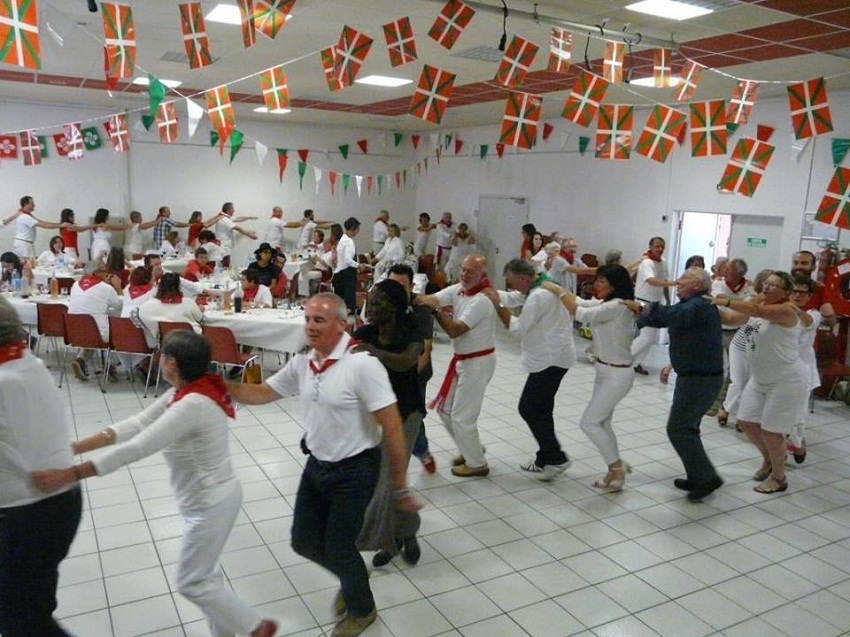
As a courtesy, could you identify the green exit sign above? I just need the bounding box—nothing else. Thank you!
[746,237,768,248]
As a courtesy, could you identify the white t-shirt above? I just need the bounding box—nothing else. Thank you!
[121,285,156,317]
[434,283,496,355]
[137,297,203,345]
[215,216,236,254]
[575,298,635,366]
[0,352,76,507]
[546,256,569,288]
[68,278,122,339]
[90,228,113,261]
[14,213,38,242]
[265,333,397,461]
[748,317,804,384]
[374,236,405,265]
[37,250,61,267]
[124,222,143,255]
[435,222,453,249]
[93,391,238,512]
[298,220,317,248]
[373,220,389,247]
[247,283,273,307]
[634,257,668,303]
[265,217,284,248]
[200,241,226,263]
[564,257,586,294]
[160,240,179,259]
[414,228,431,256]
[503,286,576,373]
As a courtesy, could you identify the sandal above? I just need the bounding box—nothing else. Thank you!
[592,462,631,493]
[754,477,788,494]
[753,464,772,481]
[717,410,729,427]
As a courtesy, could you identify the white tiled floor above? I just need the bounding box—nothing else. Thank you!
[45,327,850,637]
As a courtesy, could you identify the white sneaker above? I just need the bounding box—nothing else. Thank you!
[520,459,570,482]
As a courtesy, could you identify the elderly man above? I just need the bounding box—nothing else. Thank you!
[214,202,257,267]
[415,254,497,477]
[263,206,285,251]
[631,236,678,375]
[152,206,191,249]
[227,293,419,637]
[286,209,333,249]
[483,259,575,480]
[434,211,454,272]
[629,267,724,501]
[68,260,123,380]
[0,297,82,637]
[373,209,390,254]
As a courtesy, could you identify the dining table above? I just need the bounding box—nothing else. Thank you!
[203,307,306,352]
[128,257,190,273]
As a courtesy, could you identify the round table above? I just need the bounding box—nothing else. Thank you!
[128,257,190,273]
[203,308,306,352]
[31,268,84,288]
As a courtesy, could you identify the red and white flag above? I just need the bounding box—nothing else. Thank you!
[178,2,212,69]
[0,134,19,159]
[104,113,130,153]
[428,0,475,50]
[238,0,256,48]
[602,41,624,83]
[253,0,294,40]
[156,102,179,144]
[494,35,538,87]
[499,91,542,149]
[383,17,417,67]
[653,48,672,88]
[815,167,850,229]
[409,65,456,125]
[333,25,373,88]
[20,130,40,165]
[787,77,833,140]
[547,28,572,73]
[561,69,609,128]
[673,60,703,102]
[260,65,290,111]
[717,137,775,197]
[101,2,136,78]
[595,104,633,160]
[727,80,758,125]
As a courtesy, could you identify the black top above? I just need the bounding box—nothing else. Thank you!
[638,295,723,376]
[410,295,434,382]
[247,261,281,288]
[354,321,424,418]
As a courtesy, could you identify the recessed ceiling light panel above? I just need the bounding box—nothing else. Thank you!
[626,0,713,20]
[205,4,241,25]
[253,106,292,114]
[132,77,182,88]
[629,76,681,87]
[354,75,413,88]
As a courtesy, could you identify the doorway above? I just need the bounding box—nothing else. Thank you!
[476,194,529,282]
[674,211,731,278]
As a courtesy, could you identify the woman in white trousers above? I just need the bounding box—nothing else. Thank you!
[32,331,277,637]
[544,264,637,492]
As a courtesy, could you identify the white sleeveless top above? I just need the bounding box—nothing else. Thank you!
[124,223,143,255]
[91,228,112,261]
[797,310,821,391]
[748,316,804,383]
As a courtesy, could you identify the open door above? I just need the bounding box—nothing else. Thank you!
[674,211,731,277]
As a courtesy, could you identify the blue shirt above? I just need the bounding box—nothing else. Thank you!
[638,295,723,377]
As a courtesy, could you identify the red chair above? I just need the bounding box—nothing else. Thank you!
[60,314,110,390]
[202,325,261,383]
[418,254,435,279]
[35,303,68,366]
[287,272,300,301]
[154,321,194,396]
[55,277,75,294]
[105,317,157,397]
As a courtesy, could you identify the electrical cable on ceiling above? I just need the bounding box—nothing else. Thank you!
[86,0,97,12]
[498,0,508,51]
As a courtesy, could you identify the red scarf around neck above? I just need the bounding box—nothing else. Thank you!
[564,251,575,265]
[128,284,153,300]
[78,274,103,291]
[309,338,358,375]
[520,238,530,259]
[459,276,492,297]
[644,251,662,262]
[0,340,27,365]
[169,373,235,418]
[243,286,258,303]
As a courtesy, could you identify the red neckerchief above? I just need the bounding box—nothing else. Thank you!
[459,276,492,297]
[726,277,749,295]
[78,274,102,291]
[0,340,27,365]
[644,251,662,262]
[309,339,358,375]
[564,252,575,265]
[169,374,235,418]
[243,286,258,303]
[159,294,183,304]
[128,284,153,299]
[520,238,530,259]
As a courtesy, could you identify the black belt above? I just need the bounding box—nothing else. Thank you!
[677,371,723,378]
[14,238,33,243]
[308,445,380,469]
[596,359,631,368]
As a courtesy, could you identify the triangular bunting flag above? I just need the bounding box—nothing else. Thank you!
[815,167,850,229]
[355,175,363,197]
[329,171,338,196]
[542,122,554,141]
[455,138,463,155]
[20,130,41,165]
[500,91,542,149]
[579,136,590,156]
[727,80,758,125]
[238,0,256,48]
[339,144,349,159]
[0,0,41,69]
[253,0,294,40]
[367,174,374,195]
[602,41,624,83]
[653,48,672,88]
[343,173,351,195]
[297,148,309,163]
[147,74,167,119]
[314,166,323,193]
[81,126,102,151]
[409,65,456,125]
[357,139,368,154]
[320,47,343,92]
[101,2,136,78]
[674,60,703,102]
[178,2,212,69]
[479,144,489,159]
[205,85,236,152]
[727,122,740,136]
[718,137,775,197]
[435,146,442,164]
[562,70,609,128]
[411,134,421,149]
[394,132,404,147]
[444,133,452,150]
[377,174,384,194]
[260,65,291,111]
[334,25,373,88]
[104,114,130,153]
[496,143,505,158]
[277,148,288,182]
[395,172,401,189]
[595,104,633,160]
[141,114,154,131]
[229,129,244,163]
[635,105,686,163]
[298,161,307,189]
[787,77,833,140]
[757,124,774,142]
[156,102,179,144]
[186,97,204,137]
[548,28,572,73]
[210,130,219,147]
[428,0,474,50]
[689,100,726,157]
[833,138,850,167]
[255,140,268,165]
[494,35,538,87]
[383,16,416,67]
[560,132,571,149]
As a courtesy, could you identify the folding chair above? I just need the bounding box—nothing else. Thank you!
[35,303,68,366]
[202,325,261,383]
[59,314,110,390]
[154,321,194,396]
[104,317,157,397]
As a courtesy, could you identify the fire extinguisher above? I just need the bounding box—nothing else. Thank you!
[818,244,836,283]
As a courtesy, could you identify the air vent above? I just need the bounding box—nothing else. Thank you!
[159,50,220,64]
[451,46,505,63]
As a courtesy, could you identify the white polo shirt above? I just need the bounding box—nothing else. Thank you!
[14,213,37,242]
[215,215,236,255]
[634,257,668,303]
[266,332,397,461]
[298,220,317,248]
[434,283,496,355]
[68,278,122,339]
[265,217,284,248]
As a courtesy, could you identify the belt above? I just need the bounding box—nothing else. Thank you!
[14,238,33,243]
[596,359,631,368]
[677,370,723,378]
[309,445,380,469]
[429,347,495,412]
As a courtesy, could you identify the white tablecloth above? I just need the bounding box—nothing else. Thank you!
[128,258,189,273]
[32,268,84,287]
[203,308,306,352]
[6,294,72,327]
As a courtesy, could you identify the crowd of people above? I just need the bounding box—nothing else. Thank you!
[1,195,842,636]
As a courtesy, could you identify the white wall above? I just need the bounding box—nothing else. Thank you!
[413,90,850,270]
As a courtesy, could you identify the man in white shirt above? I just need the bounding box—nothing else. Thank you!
[332,218,364,315]
[68,261,123,380]
[12,196,61,259]
[0,297,82,637]
[631,236,677,375]
[415,254,497,477]
[561,237,590,294]
[227,293,419,637]
[483,259,576,481]
[434,211,454,272]
[214,202,257,267]
[286,209,333,249]
[263,206,285,251]
[372,210,389,254]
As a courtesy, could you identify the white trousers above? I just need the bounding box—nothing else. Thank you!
[580,364,635,465]
[13,239,34,260]
[437,354,495,468]
[176,481,260,637]
[631,326,660,366]
[723,346,750,417]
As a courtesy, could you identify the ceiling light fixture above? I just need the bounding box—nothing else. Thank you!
[253,106,292,114]
[629,76,681,87]
[354,75,413,87]
[206,3,293,25]
[132,77,183,88]
[625,0,713,21]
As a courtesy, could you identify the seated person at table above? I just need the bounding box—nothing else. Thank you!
[182,247,214,282]
[68,260,123,381]
[246,243,281,289]
[241,269,273,308]
[371,224,406,278]
[198,230,226,265]
[270,252,289,299]
[105,247,130,288]
[137,273,203,347]
[1,252,33,291]
[37,235,78,268]
[160,230,183,259]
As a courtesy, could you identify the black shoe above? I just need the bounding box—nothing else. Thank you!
[401,537,421,565]
[634,364,649,375]
[673,478,693,491]
[372,550,393,567]
[686,477,724,501]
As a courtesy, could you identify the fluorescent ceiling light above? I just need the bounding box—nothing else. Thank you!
[355,75,413,88]
[206,3,293,25]
[132,77,182,88]
[253,106,292,114]
[626,0,713,20]
[629,76,681,87]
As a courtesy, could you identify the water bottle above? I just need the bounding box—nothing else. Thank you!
[10,270,20,294]
[57,254,65,270]
[233,281,243,314]
[19,274,30,298]
[214,262,223,287]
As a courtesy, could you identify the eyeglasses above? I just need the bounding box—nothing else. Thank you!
[790,289,811,295]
